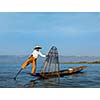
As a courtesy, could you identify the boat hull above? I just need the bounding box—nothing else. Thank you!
[35,66,87,79]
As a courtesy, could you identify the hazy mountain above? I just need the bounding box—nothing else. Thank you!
[59,55,100,62]
[0,55,100,64]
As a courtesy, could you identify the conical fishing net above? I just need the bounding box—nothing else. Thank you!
[40,46,60,78]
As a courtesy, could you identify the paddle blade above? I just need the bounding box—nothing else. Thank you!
[13,77,16,80]
[14,68,22,80]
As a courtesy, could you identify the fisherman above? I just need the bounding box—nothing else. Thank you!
[21,45,46,75]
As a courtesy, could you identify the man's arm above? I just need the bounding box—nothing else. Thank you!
[39,52,46,57]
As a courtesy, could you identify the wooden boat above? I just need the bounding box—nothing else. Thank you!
[33,66,87,79]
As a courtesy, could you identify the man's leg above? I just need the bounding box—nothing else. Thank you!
[21,57,32,69]
[31,60,36,75]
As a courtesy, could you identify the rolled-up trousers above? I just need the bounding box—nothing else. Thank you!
[21,56,37,74]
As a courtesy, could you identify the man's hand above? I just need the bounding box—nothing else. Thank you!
[46,55,49,57]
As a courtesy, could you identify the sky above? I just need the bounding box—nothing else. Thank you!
[0,12,100,56]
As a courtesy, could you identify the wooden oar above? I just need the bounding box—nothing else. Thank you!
[14,68,23,80]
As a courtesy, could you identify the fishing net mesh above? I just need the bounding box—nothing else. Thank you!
[40,46,60,77]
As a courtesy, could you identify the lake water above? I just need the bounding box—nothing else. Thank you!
[0,55,100,88]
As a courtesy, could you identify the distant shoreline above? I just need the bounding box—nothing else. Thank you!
[60,61,100,64]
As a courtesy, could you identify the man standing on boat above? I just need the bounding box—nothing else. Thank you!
[14,45,46,80]
[21,45,46,75]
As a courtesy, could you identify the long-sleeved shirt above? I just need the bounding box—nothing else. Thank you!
[31,50,46,58]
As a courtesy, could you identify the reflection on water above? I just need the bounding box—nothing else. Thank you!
[23,72,88,88]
